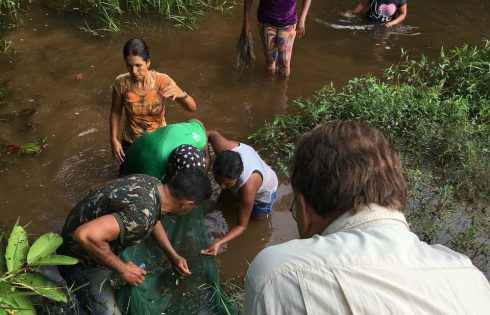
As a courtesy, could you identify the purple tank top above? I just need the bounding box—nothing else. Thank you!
[257,0,297,27]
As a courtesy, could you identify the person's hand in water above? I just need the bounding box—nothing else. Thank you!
[200,242,222,257]
[385,21,394,28]
[110,138,125,164]
[161,83,186,101]
[120,261,146,286]
[340,10,356,19]
[171,254,191,276]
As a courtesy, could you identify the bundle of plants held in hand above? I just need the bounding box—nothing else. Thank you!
[0,222,78,314]
[236,32,256,73]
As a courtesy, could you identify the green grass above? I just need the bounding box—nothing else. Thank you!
[251,40,490,202]
[0,0,19,16]
[79,0,233,34]
[0,39,13,53]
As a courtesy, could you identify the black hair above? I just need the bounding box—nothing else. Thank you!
[123,38,150,61]
[167,169,212,204]
[213,151,243,179]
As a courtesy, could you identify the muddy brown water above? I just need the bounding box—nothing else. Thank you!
[0,0,489,280]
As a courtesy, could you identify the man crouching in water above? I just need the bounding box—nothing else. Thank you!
[57,171,211,315]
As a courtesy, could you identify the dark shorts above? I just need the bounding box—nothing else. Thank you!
[119,140,133,176]
[252,191,277,218]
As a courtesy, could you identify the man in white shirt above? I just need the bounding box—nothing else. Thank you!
[245,120,490,314]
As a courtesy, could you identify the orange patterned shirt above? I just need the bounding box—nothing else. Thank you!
[114,71,174,143]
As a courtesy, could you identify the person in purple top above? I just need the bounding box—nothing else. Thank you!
[242,0,311,77]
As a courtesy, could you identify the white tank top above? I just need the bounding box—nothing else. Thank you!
[230,143,278,203]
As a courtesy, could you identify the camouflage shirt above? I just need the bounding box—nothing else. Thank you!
[58,174,162,266]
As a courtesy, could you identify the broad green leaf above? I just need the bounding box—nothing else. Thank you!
[29,255,78,266]
[0,293,36,315]
[0,233,5,275]
[0,282,11,297]
[5,226,28,273]
[13,272,67,303]
[27,233,63,264]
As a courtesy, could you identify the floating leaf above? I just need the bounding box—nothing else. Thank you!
[13,272,67,302]
[3,144,19,153]
[29,255,78,266]
[27,232,63,264]
[5,225,28,273]
[19,143,41,155]
[19,108,36,117]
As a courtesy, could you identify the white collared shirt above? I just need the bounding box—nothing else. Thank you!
[245,204,490,315]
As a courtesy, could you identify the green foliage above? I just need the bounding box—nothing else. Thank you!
[251,41,490,201]
[28,255,78,266]
[0,40,13,53]
[19,143,42,155]
[6,225,28,273]
[79,0,233,34]
[0,224,78,314]
[13,273,67,303]
[27,233,63,264]
[0,0,19,16]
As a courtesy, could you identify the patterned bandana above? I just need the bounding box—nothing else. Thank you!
[168,144,206,173]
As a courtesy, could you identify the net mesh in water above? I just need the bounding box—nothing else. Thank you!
[116,205,237,315]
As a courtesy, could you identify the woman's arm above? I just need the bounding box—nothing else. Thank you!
[206,130,239,153]
[200,174,261,256]
[352,0,370,14]
[296,0,312,38]
[110,87,125,164]
[161,78,196,112]
[385,4,407,27]
[242,0,254,34]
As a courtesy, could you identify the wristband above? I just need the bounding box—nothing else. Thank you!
[180,91,189,100]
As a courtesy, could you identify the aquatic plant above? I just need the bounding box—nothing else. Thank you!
[77,0,232,34]
[0,0,19,17]
[0,40,12,53]
[251,40,490,202]
[0,221,78,314]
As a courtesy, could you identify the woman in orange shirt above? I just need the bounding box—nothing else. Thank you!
[110,38,196,168]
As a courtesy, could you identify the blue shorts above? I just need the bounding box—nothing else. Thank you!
[252,191,277,218]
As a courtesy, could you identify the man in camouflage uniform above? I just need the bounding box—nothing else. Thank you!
[58,171,211,315]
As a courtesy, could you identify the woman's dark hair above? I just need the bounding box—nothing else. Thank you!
[123,38,150,61]
[213,151,243,179]
[291,120,406,216]
[167,169,212,204]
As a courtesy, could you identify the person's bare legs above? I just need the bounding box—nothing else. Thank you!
[259,23,278,75]
[276,24,297,77]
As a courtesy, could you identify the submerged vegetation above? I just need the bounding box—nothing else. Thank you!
[251,41,490,276]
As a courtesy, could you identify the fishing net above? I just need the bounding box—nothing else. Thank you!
[236,32,256,73]
[116,204,237,315]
